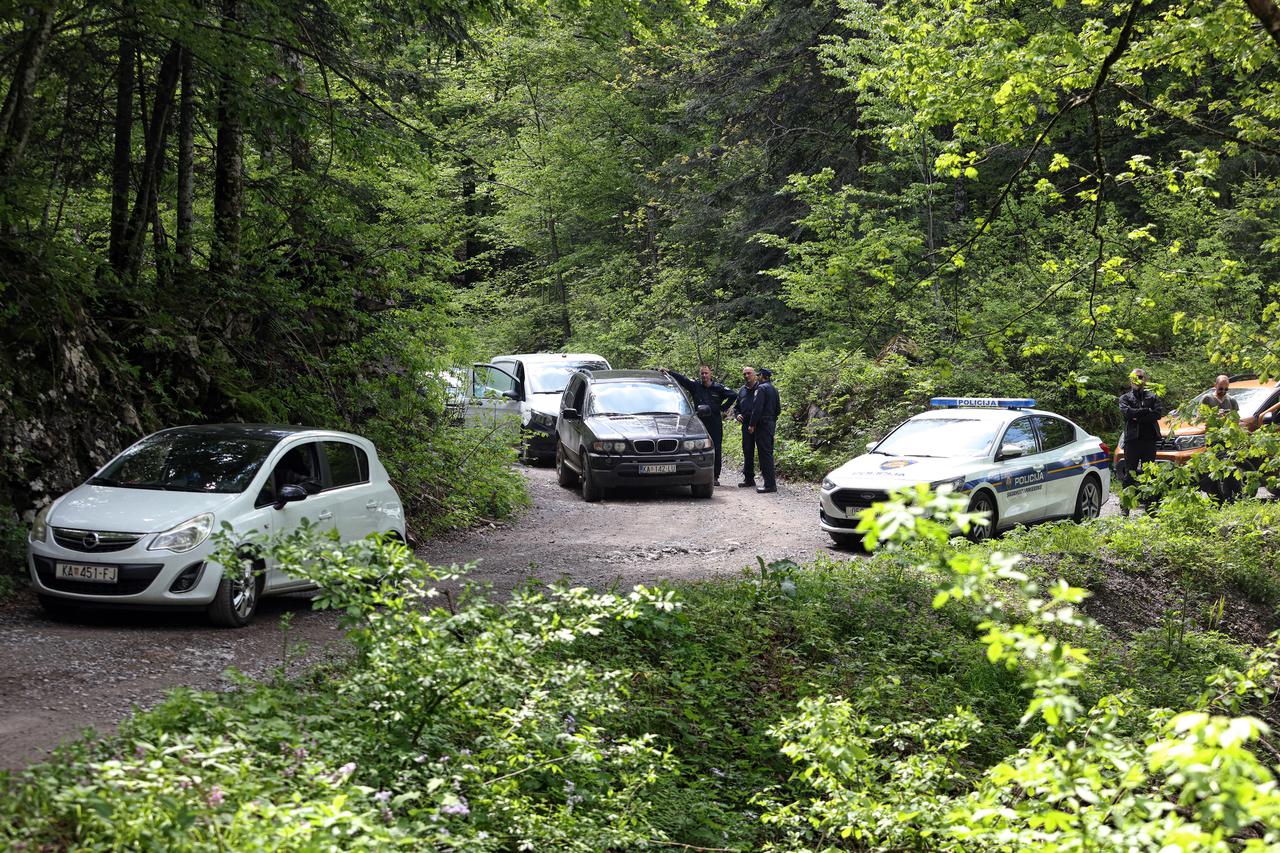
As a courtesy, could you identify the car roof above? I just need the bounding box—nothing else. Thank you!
[154,424,372,445]
[912,406,1070,424]
[493,352,608,364]
[584,369,673,383]
[1227,379,1278,390]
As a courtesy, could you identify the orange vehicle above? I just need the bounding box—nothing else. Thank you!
[1113,375,1280,474]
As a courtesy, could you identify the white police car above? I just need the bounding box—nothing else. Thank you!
[820,398,1111,546]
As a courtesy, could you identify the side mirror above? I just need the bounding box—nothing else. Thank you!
[502,389,520,401]
[561,408,582,421]
[865,441,877,452]
[696,403,712,417]
[273,483,308,511]
[997,444,1025,461]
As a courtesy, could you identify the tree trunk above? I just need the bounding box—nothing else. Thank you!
[1244,0,1280,48]
[211,0,243,283]
[124,43,182,276]
[0,1,59,184]
[547,214,570,342]
[109,3,136,275]
[176,45,194,264]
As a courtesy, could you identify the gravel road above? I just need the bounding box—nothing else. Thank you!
[0,466,833,770]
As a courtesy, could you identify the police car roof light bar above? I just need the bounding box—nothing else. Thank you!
[930,397,1036,409]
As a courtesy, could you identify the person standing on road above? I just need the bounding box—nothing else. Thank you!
[1119,367,1165,512]
[750,367,781,494]
[1195,374,1243,502]
[663,365,736,485]
[734,367,759,488]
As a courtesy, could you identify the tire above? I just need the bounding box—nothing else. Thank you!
[580,452,603,503]
[966,490,998,543]
[1073,475,1104,522]
[828,532,864,551]
[691,480,713,499]
[37,594,79,621]
[556,441,579,487]
[207,557,263,628]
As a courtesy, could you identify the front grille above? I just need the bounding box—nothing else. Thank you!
[657,439,679,453]
[52,528,144,553]
[33,556,165,596]
[633,439,655,453]
[1154,438,1179,452]
[829,488,889,512]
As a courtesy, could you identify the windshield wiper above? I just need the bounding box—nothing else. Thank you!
[89,476,122,487]
[631,411,680,416]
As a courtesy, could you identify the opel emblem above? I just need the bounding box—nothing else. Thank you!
[82,531,99,549]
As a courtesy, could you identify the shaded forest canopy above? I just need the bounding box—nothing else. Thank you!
[2,0,1280,523]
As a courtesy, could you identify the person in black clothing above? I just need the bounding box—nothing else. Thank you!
[733,367,759,487]
[750,367,781,493]
[1119,367,1165,512]
[663,365,736,485]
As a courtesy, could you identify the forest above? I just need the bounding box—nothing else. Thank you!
[3,0,1280,849]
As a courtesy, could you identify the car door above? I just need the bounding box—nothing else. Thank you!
[557,374,589,469]
[995,416,1052,527]
[1032,416,1086,516]
[318,439,376,541]
[466,364,521,433]
[260,440,341,590]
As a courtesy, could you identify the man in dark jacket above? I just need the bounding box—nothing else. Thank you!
[733,367,759,487]
[1119,368,1165,510]
[750,367,781,493]
[663,365,736,485]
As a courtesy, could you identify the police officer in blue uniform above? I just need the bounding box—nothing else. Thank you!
[750,367,781,493]
[733,367,759,487]
[663,365,736,485]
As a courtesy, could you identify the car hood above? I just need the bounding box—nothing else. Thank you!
[825,454,986,489]
[527,392,563,416]
[585,413,706,439]
[49,484,239,533]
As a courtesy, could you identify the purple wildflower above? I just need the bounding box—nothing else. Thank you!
[206,786,225,808]
[440,796,470,817]
[374,790,392,805]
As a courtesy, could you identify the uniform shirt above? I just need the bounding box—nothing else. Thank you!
[1119,387,1165,444]
[750,380,781,428]
[734,383,757,421]
[1194,391,1239,413]
[668,371,735,416]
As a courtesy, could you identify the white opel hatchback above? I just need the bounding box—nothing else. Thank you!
[28,424,406,626]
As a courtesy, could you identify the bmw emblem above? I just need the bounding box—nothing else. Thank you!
[81,531,99,549]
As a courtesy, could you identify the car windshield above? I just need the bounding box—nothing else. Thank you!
[1180,386,1275,417]
[588,382,692,416]
[527,361,608,394]
[874,417,1000,458]
[91,431,278,493]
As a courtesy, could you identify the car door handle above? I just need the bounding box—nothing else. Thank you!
[365,500,380,510]
[317,510,334,521]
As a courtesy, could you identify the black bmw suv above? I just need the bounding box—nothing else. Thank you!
[555,370,716,501]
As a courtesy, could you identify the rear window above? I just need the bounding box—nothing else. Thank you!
[322,442,369,488]
[1035,416,1076,451]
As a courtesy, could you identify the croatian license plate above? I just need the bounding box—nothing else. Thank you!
[638,463,677,475]
[55,562,117,583]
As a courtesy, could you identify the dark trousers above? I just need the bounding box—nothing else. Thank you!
[741,422,756,482]
[1121,441,1157,490]
[756,419,777,488]
[700,415,724,479]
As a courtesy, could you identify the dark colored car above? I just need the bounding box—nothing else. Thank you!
[554,370,716,501]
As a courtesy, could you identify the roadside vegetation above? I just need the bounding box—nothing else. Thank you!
[3,493,1277,850]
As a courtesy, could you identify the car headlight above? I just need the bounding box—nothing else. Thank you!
[591,441,627,453]
[821,477,836,490]
[1173,434,1207,451]
[30,503,51,543]
[148,513,215,553]
[930,477,966,493]
[528,411,556,430]
[682,438,713,451]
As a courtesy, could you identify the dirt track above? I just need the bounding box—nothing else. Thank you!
[0,466,832,770]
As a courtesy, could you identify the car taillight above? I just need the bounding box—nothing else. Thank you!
[1100,441,1111,455]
